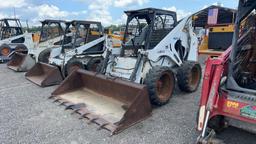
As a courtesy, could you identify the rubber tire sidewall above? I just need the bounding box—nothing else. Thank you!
[65,58,85,77]
[177,61,202,92]
[87,57,103,72]
[38,48,51,63]
[144,66,175,106]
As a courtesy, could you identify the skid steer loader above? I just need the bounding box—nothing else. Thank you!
[7,20,68,72]
[25,20,107,87]
[197,1,256,143]
[0,18,28,62]
[49,8,202,135]
[0,18,24,40]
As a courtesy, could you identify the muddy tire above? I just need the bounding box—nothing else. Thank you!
[196,107,225,133]
[87,57,103,72]
[65,58,85,76]
[38,48,51,63]
[144,66,175,106]
[177,61,202,92]
[96,59,108,74]
[14,44,28,54]
[0,44,11,56]
[208,116,226,133]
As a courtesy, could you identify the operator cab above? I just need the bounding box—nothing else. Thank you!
[39,20,66,44]
[0,18,23,40]
[61,20,104,54]
[121,8,177,56]
[227,0,256,92]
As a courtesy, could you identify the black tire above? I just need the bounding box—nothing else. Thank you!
[196,108,225,134]
[14,44,28,54]
[208,115,225,133]
[86,57,103,72]
[177,61,202,92]
[144,66,175,106]
[65,58,85,76]
[96,57,109,74]
[96,60,104,73]
[38,48,51,63]
[0,44,11,56]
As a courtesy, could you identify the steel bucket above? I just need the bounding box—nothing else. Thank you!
[25,62,63,87]
[7,52,35,72]
[50,69,152,135]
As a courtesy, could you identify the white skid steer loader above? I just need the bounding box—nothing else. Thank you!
[7,20,68,72]
[25,20,108,87]
[49,8,202,135]
[0,18,24,40]
[0,18,32,62]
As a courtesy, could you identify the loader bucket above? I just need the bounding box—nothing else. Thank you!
[25,62,63,87]
[50,69,152,135]
[7,52,35,72]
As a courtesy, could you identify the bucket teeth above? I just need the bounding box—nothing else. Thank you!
[87,116,99,124]
[71,109,81,115]
[48,95,55,99]
[53,98,70,106]
[65,103,86,110]
[97,123,110,131]
[79,111,91,119]
[59,101,70,106]
[53,98,62,103]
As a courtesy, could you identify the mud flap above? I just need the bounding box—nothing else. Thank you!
[25,62,63,87]
[7,52,35,72]
[50,69,152,135]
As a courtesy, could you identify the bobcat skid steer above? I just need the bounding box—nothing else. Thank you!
[49,8,202,135]
[7,20,67,72]
[0,18,24,40]
[0,18,29,62]
[197,1,256,143]
[25,20,107,87]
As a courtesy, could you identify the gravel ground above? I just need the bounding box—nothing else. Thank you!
[0,60,255,144]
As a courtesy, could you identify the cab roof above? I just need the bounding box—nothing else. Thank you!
[41,19,66,24]
[125,8,176,16]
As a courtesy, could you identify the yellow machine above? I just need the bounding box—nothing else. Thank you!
[105,28,127,48]
[32,32,40,43]
[193,5,237,57]
[199,24,234,56]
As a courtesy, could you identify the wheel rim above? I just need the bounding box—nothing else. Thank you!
[68,64,81,75]
[1,47,10,56]
[189,65,201,90]
[156,71,174,102]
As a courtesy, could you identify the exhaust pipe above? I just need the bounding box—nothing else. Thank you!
[7,52,35,72]
[25,62,63,87]
[50,69,152,135]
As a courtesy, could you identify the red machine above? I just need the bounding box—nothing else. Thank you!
[197,0,256,143]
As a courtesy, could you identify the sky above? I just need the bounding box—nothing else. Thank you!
[0,0,239,26]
